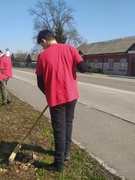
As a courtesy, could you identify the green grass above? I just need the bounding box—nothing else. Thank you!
[0,92,121,180]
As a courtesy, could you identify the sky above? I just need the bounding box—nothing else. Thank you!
[1,0,135,54]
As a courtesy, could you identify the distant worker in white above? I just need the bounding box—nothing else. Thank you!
[6,48,10,57]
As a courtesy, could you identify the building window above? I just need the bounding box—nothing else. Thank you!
[94,59,98,68]
[120,59,127,69]
[86,58,90,68]
[108,59,114,69]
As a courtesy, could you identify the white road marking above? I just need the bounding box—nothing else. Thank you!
[78,82,135,95]
[13,70,135,95]
[13,75,36,86]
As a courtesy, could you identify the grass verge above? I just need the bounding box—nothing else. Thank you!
[0,92,122,180]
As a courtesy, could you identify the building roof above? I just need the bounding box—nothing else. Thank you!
[77,36,135,55]
[11,53,28,62]
[29,53,38,61]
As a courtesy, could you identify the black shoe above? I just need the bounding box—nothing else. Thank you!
[64,154,70,161]
[64,156,70,161]
[46,162,65,172]
[7,100,11,104]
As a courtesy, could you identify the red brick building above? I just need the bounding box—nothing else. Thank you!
[77,36,135,76]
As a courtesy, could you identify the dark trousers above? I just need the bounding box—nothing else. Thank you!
[50,99,77,164]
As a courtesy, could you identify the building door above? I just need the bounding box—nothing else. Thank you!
[131,59,135,76]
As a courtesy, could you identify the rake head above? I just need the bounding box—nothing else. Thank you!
[8,144,22,163]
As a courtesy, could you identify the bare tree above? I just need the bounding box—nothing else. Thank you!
[28,0,84,48]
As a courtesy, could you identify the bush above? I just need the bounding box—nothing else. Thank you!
[88,67,103,74]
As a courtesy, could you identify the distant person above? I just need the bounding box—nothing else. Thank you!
[0,50,12,106]
[6,48,10,57]
[36,30,88,172]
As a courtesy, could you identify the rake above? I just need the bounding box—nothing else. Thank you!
[8,105,48,163]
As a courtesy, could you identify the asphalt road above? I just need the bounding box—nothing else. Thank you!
[8,68,135,180]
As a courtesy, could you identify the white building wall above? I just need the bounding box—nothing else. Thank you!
[103,62,127,75]
[89,61,127,75]
[90,62,103,69]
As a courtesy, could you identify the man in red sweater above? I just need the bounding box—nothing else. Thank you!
[36,30,88,172]
[0,50,12,106]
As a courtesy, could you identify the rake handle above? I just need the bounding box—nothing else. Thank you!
[19,105,48,146]
[9,105,48,163]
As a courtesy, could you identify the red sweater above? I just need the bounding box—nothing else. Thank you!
[0,55,12,81]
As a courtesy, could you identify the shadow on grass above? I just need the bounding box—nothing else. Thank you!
[0,141,54,167]
[33,160,50,169]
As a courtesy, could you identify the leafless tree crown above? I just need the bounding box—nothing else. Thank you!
[28,0,84,48]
